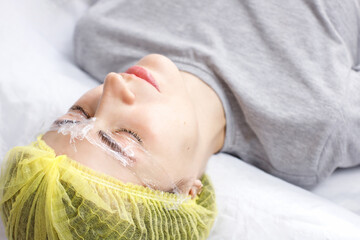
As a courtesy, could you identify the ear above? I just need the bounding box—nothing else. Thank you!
[188,179,203,199]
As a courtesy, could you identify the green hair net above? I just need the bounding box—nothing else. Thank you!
[0,137,217,239]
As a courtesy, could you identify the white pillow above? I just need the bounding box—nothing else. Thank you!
[0,0,97,158]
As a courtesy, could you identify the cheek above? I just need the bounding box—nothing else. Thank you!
[127,97,199,166]
[151,113,199,165]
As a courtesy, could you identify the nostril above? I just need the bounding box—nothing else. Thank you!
[121,88,135,105]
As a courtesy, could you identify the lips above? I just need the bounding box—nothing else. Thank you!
[125,65,160,91]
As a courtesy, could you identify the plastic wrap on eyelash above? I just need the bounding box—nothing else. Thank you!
[47,113,186,207]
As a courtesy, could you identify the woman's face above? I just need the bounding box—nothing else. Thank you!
[44,54,202,194]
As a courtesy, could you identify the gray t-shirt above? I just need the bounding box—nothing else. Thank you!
[74,0,360,189]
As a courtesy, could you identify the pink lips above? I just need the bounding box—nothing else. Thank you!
[125,65,160,91]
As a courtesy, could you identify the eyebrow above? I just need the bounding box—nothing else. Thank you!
[99,130,181,193]
[69,105,91,119]
[53,119,80,126]
[98,130,122,153]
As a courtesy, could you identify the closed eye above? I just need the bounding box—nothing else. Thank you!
[115,128,143,144]
[69,105,91,119]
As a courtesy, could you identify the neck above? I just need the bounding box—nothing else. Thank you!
[180,71,226,174]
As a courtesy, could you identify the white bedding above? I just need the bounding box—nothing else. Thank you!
[1,0,360,239]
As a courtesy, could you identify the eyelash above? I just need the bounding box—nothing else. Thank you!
[116,128,143,143]
[68,105,143,144]
[70,105,91,119]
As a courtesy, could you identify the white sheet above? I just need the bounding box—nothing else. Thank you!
[206,154,360,239]
[1,0,360,239]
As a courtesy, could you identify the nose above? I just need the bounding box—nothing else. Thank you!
[102,72,135,105]
[94,72,135,122]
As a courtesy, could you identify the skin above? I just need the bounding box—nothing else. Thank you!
[43,54,226,197]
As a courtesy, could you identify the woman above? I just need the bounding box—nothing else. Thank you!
[73,0,360,189]
[42,53,226,196]
[0,55,220,240]
[1,0,360,239]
